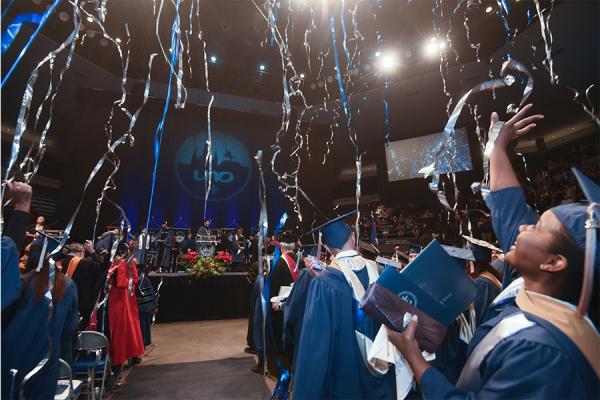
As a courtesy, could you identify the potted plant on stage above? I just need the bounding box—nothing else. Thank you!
[180,250,233,278]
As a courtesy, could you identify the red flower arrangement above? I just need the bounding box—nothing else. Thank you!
[179,250,232,278]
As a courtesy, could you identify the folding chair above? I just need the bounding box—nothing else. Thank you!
[55,359,82,400]
[72,331,110,400]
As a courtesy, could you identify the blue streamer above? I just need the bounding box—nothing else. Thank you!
[1,12,42,54]
[339,0,352,69]
[383,85,391,144]
[145,0,181,230]
[1,0,16,20]
[1,0,61,89]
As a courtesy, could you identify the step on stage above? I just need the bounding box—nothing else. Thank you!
[149,272,252,323]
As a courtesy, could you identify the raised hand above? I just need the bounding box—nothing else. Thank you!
[492,104,544,149]
[5,181,32,212]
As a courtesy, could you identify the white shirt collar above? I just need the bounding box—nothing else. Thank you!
[334,249,359,259]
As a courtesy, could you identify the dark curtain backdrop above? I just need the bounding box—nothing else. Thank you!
[53,88,339,240]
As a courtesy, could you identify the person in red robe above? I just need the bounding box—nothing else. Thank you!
[108,255,145,377]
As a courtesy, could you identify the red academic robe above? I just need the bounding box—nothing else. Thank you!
[108,260,145,366]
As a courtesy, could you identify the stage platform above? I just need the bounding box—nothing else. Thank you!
[149,272,253,323]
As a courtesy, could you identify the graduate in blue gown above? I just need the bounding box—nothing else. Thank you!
[2,250,78,399]
[386,105,599,399]
[283,267,314,372]
[293,213,396,399]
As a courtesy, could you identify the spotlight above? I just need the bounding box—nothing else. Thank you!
[424,40,438,56]
[86,16,94,23]
[423,37,448,57]
[299,73,305,79]
[485,6,493,13]
[375,51,381,57]
[115,37,122,43]
[377,52,398,74]
[58,11,70,22]
[210,55,217,63]
[259,64,266,71]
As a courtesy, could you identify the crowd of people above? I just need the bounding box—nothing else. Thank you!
[1,106,598,399]
[245,106,599,399]
[1,184,159,399]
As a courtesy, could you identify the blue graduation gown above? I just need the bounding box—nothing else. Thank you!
[420,303,599,399]
[27,277,78,399]
[472,277,501,327]
[2,274,78,399]
[293,267,396,399]
[484,187,539,288]
[283,268,314,370]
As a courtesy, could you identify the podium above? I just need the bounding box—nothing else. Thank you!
[196,235,218,257]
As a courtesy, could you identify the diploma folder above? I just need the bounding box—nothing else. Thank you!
[360,240,478,352]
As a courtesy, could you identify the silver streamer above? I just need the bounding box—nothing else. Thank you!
[253,0,308,222]
[533,0,557,84]
[24,6,80,183]
[420,59,532,179]
[200,30,215,222]
[1,1,82,211]
[254,150,269,376]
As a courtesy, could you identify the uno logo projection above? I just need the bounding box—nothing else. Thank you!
[175,132,251,201]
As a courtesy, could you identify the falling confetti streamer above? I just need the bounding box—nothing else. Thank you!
[146,0,184,231]
[1,0,62,89]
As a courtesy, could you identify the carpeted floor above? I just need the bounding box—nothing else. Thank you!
[113,357,270,399]
[112,319,272,399]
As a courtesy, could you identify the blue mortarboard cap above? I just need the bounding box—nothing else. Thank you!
[299,244,319,257]
[551,167,599,251]
[551,203,588,250]
[441,245,475,262]
[572,167,600,204]
[305,210,357,249]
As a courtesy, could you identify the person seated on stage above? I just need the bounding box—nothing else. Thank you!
[197,219,212,237]
[293,212,396,399]
[156,221,174,273]
[230,227,247,270]
[181,230,197,254]
[212,228,227,252]
[387,105,599,399]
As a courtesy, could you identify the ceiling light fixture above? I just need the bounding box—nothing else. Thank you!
[86,16,94,23]
[259,64,266,71]
[210,55,217,63]
[485,6,493,13]
[377,52,399,74]
[115,37,122,43]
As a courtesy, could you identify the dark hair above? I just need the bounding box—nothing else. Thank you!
[26,259,66,304]
[549,227,599,327]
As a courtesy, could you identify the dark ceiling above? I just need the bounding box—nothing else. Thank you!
[2,0,554,105]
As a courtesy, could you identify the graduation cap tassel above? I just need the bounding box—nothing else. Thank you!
[577,203,599,318]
